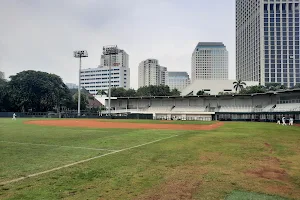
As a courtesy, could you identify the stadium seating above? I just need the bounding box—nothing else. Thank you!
[273,103,300,112]
[262,104,276,112]
[146,106,173,112]
[103,103,300,114]
[171,106,206,112]
[218,106,254,112]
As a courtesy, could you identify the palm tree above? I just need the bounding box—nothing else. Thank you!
[233,80,246,93]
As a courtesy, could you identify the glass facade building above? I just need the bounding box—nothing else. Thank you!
[236,0,299,87]
[192,42,229,82]
[166,71,191,91]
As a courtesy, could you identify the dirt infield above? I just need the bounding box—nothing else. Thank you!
[25,120,224,131]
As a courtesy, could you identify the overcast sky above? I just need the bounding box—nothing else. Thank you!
[0,0,235,89]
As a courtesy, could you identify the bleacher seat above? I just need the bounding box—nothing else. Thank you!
[147,106,173,112]
[262,104,275,112]
[219,106,254,112]
[172,106,205,112]
[273,103,300,112]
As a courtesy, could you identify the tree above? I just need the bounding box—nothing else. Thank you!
[218,92,234,95]
[110,87,127,97]
[196,90,210,96]
[239,85,266,94]
[233,80,246,93]
[97,90,107,95]
[136,85,172,97]
[293,83,300,89]
[7,70,73,112]
[265,83,286,91]
[0,78,10,111]
[125,88,136,97]
[170,88,181,96]
[74,93,89,110]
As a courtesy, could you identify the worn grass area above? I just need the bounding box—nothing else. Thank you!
[98,118,214,125]
[0,118,300,200]
[226,191,289,200]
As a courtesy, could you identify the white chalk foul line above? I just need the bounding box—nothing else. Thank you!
[0,141,116,152]
[0,135,178,185]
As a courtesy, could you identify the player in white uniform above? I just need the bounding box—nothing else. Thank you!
[12,113,16,120]
[289,117,294,126]
[282,116,286,125]
[277,118,281,125]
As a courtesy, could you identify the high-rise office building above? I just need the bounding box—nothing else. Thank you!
[236,0,299,87]
[191,42,229,82]
[0,71,4,79]
[138,59,167,88]
[166,71,191,91]
[81,46,130,95]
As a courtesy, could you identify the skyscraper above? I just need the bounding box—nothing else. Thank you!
[236,0,299,87]
[166,72,191,91]
[191,42,229,82]
[0,71,4,79]
[80,46,130,95]
[138,59,167,88]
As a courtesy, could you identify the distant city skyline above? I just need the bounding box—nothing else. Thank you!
[0,0,236,89]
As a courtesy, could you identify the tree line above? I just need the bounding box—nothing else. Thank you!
[99,85,181,97]
[229,80,300,95]
[0,70,86,112]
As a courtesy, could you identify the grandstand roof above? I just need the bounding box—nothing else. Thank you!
[114,88,300,99]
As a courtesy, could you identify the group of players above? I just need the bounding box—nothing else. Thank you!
[277,116,294,126]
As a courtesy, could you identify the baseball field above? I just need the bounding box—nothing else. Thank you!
[0,118,299,200]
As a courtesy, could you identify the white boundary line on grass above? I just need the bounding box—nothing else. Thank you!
[0,134,178,185]
[0,141,116,152]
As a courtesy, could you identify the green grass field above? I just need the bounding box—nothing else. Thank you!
[0,118,299,200]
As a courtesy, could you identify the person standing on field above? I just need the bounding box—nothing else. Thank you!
[289,117,294,126]
[277,118,281,125]
[282,116,286,125]
[12,113,16,120]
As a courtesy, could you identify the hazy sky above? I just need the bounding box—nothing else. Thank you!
[0,0,236,89]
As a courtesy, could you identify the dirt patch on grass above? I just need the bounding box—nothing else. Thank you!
[264,143,274,154]
[199,152,222,162]
[135,166,206,200]
[247,167,288,181]
[264,143,271,147]
[265,185,293,194]
[25,120,224,131]
[137,179,201,200]
[246,157,289,181]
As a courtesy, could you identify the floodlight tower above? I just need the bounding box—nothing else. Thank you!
[73,50,88,117]
[102,45,118,116]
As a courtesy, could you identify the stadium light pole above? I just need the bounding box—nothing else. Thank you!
[108,64,112,116]
[73,50,88,117]
[103,45,118,117]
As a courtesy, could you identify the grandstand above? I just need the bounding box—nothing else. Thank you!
[218,106,253,113]
[104,89,300,122]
